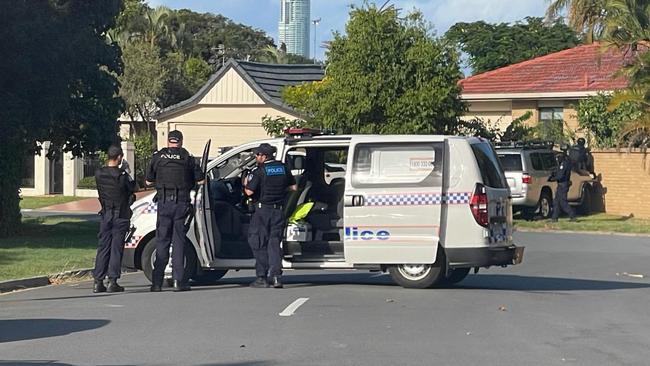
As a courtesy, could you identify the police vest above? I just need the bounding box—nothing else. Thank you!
[95,167,130,215]
[258,160,291,205]
[155,147,195,193]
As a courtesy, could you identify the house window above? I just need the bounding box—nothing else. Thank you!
[539,107,564,126]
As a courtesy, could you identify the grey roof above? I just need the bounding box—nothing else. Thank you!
[157,58,325,120]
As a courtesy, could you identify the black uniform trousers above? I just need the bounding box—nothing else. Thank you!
[93,209,130,280]
[248,206,285,278]
[552,182,576,220]
[153,200,191,283]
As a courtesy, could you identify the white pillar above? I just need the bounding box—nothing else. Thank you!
[62,151,78,196]
[121,140,136,180]
[35,142,50,195]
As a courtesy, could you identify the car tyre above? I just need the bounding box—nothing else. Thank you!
[441,268,471,285]
[388,247,446,289]
[538,191,553,219]
[141,239,197,285]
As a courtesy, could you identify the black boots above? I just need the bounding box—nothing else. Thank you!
[270,276,283,289]
[173,280,191,292]
[93,280,107,293]
[107,279,124,293]
[150,284,162,292]
[250,277,269,288]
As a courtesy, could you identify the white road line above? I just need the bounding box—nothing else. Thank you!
[279,297,310,317]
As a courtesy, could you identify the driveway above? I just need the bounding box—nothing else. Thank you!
[1,232,649,366]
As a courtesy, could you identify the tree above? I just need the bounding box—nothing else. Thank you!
[445,17,580,74]
[577,93,642,148]
[0,0,123,236]
[283,4,465,135]
[546,0,607,42]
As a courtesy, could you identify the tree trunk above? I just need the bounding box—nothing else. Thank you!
[0,135,25,237]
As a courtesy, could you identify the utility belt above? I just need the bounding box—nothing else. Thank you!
[155,186,190,203]
[256,202,283,210]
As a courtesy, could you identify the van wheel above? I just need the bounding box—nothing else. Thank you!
[388,248,446,289]
[578,186,593,215]
[442,268,471,285]
[141,239,197,284]
[191,270,228,285]
[538,191,553,219]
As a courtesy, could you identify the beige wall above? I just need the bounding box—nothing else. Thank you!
[199,69,264,105]
[592,150,650,219]
[158,105,299,157]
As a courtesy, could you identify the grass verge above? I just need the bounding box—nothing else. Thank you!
[0,217,99,282]
[515,213,650,235]
[20,195,86,210]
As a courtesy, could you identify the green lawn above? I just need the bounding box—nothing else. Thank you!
[0,217,99,282]
[20,195,86,209]
[515,213,650,235]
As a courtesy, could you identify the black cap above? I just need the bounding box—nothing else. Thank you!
[253,143,276,156]
[168,130,183,143]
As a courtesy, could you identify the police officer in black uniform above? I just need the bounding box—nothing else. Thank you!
[549,153,577,222]
[244,143,296,288]
[93,145,136,293]
[146,130,204,292]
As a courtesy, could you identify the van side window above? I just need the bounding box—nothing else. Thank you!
[471,142,508,188]
[351,143,443,188]
[210,149,255,179]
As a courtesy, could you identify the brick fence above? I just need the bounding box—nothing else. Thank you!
[591,149,650,219]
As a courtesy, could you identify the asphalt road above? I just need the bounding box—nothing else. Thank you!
[1,232,649,366]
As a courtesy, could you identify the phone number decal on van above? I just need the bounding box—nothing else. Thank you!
[365,192,471,206]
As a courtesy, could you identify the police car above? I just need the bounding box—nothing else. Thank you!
[122,130,524,289]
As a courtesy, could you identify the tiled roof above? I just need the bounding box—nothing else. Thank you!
[157,58,324,119]
[460,43,631,95]
[237,61,324,101]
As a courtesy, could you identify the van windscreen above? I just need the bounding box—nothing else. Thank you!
[497,154,523,172]
[471,142,508,188]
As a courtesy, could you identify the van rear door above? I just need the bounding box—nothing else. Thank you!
[470,141,513,245]
[343,136,445,264]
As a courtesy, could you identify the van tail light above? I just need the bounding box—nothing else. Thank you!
[522,173,532,184]
[470,183,489,227]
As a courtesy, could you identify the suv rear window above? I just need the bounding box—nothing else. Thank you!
[471,142,508,188]
[497,154,523,172]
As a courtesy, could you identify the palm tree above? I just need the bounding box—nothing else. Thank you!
[143,6,171,48]
[546,0,608,42]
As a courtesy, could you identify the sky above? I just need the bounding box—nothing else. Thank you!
[148,0,549,60]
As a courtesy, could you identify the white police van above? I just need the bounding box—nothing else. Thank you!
[123,130,523,289]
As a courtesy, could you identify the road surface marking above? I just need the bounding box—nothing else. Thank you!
[279,298,309,317]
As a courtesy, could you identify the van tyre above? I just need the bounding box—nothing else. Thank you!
[141,239,197,285]
[538,191,553,219]
[388,247,446,289]
[442,268,471,285]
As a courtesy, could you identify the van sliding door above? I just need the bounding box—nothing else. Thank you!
[343,137,446,264]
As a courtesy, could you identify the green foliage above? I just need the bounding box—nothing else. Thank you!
[577,93,642,148]
[502,112,535,141]
[456,111,534,142]
[446,17,580,74]
[0,0,123,236]
[546,0,607,42]
[77,176,98,189]
[129,133,156,187]
[261,116,309,137]
[184,57,213,92]
[285,4,465,135]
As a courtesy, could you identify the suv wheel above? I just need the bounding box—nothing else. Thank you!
[538,191,553,219]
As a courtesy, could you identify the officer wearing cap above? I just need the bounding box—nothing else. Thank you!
[244,143,297,288]
[146,130,204,292]
[549,153,576,222]
[93,145,136,293]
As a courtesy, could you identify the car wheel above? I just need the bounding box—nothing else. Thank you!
[141,239,197,284]
[441,268,471,285]
[538,191,553,219]
[191,270,228,285]
[578,186,593,215]
[388,247,446,289]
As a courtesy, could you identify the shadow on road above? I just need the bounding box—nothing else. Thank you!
[0,319,109,343]
[0,361,273,366]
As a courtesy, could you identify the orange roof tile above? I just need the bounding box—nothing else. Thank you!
[459,43,631,94]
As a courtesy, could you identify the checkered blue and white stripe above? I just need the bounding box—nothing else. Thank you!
[366,192,471,206]
[124,235,143,249]
[141,202,157,214]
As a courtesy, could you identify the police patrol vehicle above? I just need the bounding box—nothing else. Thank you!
[123,129,524,289]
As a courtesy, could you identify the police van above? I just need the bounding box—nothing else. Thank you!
[123,130,524,289]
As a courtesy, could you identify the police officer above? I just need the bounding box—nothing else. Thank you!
[549,153,576,222]
[146,130,204,292]
[244,143,296,288]
[93,145,136,293]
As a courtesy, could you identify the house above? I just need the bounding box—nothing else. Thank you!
[460,43,630,133]
[155,58,325,157]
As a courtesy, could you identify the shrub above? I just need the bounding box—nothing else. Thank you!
[77,176,97,189]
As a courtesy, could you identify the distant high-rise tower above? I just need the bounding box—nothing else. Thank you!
[279,0,310,58]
